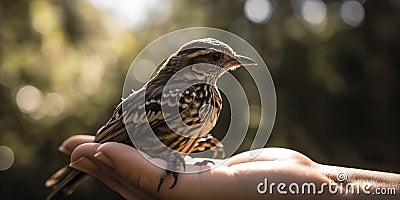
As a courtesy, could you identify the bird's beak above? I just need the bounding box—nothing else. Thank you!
[236,55,257,66]
[225,55,257,70]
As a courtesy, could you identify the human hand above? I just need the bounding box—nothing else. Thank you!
[61,135,400,200]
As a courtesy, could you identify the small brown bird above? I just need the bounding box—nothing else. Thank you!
[45,38,256,199]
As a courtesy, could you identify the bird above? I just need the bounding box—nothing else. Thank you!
[45,38,256,199]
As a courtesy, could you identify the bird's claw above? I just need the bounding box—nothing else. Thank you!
[194,159,215,166]
[151,152,185,191]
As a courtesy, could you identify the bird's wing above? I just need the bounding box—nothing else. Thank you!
[94,84,198,146]
[127,84,198,138]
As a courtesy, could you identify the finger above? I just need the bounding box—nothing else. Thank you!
[94,142,165,195]
[89,151,155,199]
[94,165,155,200]
[70,142,100,163]
[70,143,154,199]
[94,142,232,199]
[59,135,95,155]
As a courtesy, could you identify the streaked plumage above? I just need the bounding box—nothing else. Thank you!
[45,38,256,199]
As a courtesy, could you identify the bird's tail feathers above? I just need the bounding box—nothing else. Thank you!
[45,166,87,200]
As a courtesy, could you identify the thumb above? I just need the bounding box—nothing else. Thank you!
[94,142,166,194]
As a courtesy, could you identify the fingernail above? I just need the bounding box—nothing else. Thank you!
[70,157,98,174]
[58,145,70,155]
[94,151,113,168]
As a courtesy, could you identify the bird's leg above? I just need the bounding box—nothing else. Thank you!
[148,152,185,191]
[192,134,225,159]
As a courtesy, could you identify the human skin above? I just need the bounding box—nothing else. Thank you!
[58,135,400,199]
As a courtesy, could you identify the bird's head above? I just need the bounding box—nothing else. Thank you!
[154,38,256,84]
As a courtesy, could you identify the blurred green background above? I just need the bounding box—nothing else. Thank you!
[1,0,399,199]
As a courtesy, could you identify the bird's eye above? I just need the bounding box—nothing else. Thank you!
[211,53,221,62]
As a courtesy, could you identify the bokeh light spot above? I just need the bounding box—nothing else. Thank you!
[340,1,365,27]
[30,0,59,34]
[301,0,327,25]
[42,93,65,116]
[87,0,173,30]
[16,85,43,114]
[0,146,15,171]
[244,0,273,23]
